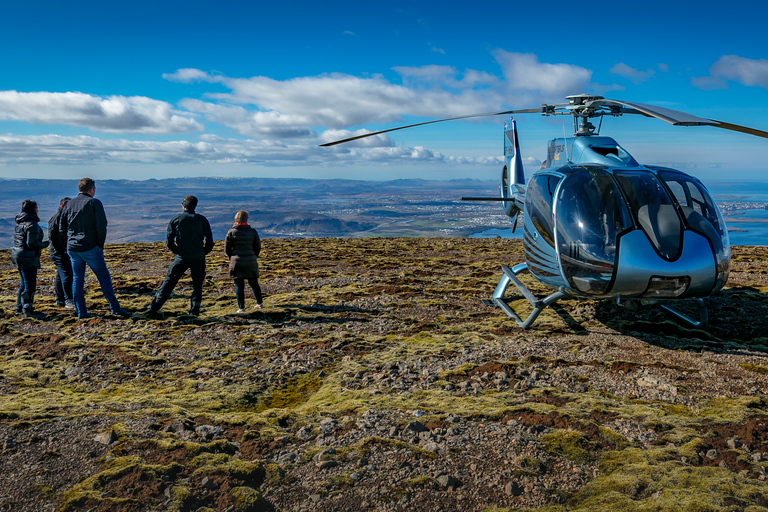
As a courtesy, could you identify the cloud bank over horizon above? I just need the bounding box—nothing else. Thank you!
[0,52,765,175]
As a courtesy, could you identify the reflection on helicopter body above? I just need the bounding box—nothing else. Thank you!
[521,137,729,302]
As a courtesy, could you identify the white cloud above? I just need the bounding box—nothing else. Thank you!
[429,44,446,55]
[693,55,768,90]
[162,68,222,83]
[491,51,593,98]
[0,132,501,167]
[0,51,608,170]
[610,63,656,84]
[0,91,202,134]
[170,52,601,146]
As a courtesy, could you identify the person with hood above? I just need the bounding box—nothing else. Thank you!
[147,195,214,316]
[48,196,74,309]
[224,210,263,312]
[11,200,49,319]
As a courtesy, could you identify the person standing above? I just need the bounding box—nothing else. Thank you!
[11,200,49,319]
[59,178,132,319]
[48,196,74,309]
[225,210,263,313]
[147,195,214,316]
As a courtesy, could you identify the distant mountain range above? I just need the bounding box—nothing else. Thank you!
[0,177,507,248]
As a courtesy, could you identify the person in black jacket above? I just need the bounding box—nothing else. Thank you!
[48,197,74,309]
[11,200,50,319]
[225,210,263,312]
[59,178,132,319]
[147,195,214,316]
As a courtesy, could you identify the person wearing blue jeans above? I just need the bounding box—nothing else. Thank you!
[68,246,123,318]
[11,200,49,319]
[58,178,131,319]
[48,197,74,309]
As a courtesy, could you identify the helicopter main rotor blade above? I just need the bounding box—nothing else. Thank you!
[319,108,542,147]
[594,99,768,139]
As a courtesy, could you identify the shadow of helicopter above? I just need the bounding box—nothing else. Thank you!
[494,269,768,352]
[589,286,768,352]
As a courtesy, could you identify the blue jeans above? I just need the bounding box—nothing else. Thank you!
[68,247,121,317]
[16,267,37,312]
[51,253,73,303]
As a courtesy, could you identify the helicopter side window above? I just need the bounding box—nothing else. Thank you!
[555,169,630,294]
[525,174,561,247]
[658,171,728,267]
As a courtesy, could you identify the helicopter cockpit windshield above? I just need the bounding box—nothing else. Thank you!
[555,169,632,294]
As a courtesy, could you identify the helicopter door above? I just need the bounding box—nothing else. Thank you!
[554,169,632,294]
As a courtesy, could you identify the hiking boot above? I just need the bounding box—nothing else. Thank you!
[236,308,246,314]
[254,304,263,310]
[111,308,133,317]
[65,300,75,310]
[23,309,46,320]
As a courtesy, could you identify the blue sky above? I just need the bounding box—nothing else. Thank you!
[1,0,767,182]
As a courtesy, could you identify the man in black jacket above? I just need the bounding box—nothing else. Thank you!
[59,178,132,319]
[48,197,74,309]
[147,195,214,316]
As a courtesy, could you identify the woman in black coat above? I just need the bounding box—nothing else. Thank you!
[11,200,50,318]
[225,210,263,312]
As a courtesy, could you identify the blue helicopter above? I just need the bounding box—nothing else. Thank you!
[322,95,768,328]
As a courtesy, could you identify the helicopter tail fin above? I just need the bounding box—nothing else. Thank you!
[506,119,525,186]
[501,119,525,218]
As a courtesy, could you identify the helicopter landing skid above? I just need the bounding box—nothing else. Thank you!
[486,263,566,329]
[639,297,708,328]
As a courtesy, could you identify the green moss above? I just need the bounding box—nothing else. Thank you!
[255,373,324,412]
[740,363,768,374]
[540,429,595,465]
[230,486,271,512]
[677,437,710,465]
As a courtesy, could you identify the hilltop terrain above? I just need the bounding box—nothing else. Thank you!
[1,238,768,512]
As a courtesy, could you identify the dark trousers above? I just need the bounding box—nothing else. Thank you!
[51,253,73,303]
[151,256,205,314]
[16,267,38,312]
[234,277,263,309]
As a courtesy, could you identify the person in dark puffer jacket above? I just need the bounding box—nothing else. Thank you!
[11,200,50,319]
[225,210,263,313]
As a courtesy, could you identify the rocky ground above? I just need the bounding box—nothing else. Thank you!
[1,238,768,512]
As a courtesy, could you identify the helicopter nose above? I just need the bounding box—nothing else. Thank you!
[612,230,716,298]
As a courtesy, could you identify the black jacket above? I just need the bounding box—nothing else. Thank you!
[225,224,261,279]
[48,206,68,256]
[11,212,49,269]
[167,210,214,260]
[59,192,108,252]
